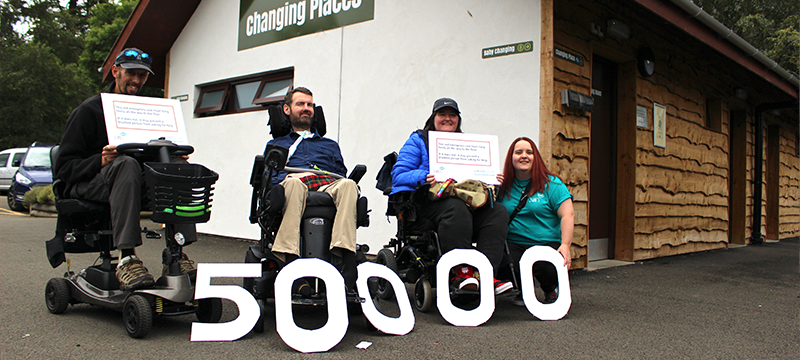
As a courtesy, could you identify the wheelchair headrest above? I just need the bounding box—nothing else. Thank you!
[50,144,60,175]
[267,104,327,139]
[375,151,397,195]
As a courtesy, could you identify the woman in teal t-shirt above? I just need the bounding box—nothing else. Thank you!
[496,137,574,305]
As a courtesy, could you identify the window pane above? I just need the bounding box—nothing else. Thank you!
[199,89,225,109]
[233,81,261,109]
[259,79,292,99]
[0,154,8,167]
[24,147,52,167]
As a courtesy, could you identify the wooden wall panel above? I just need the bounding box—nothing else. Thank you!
[551,0,798,263]
[778,127,800,239]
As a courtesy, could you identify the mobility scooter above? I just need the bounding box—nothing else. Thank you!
[44,139,222,338]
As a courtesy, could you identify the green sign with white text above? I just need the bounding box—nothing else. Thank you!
[239,0,374,51]
[482,41,534,59]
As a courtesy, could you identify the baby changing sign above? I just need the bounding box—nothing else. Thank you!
[428,131,500,185]
[101,93,189,146]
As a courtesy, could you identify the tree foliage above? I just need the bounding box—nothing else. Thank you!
[0,0,138,150]
[693,0,800,75]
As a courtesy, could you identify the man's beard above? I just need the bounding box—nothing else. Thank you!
[290,112,313,129]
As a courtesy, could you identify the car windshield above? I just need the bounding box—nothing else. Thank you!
[23,147,52,167]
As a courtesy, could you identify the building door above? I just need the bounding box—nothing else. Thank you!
[589,56,618,261]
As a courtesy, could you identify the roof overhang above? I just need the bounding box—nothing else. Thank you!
[101,0,201,88]
[634,0,798,99]
[106,0,798,100]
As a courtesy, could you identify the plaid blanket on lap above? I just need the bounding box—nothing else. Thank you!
[300,174,337,191]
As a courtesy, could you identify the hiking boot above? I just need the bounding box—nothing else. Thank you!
[451,266,478,291]
[117,255,154,291]
[494,279,513,295]
[544,289,559,304]
[162,253,196,278]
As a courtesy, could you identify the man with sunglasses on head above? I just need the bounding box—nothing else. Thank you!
[54,48,197,291]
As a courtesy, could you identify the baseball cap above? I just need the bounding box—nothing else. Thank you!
[114,48,154,75]
[432,98,460,113]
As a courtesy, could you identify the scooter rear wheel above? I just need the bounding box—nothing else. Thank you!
[123,295,153,338]
[45,278,70,314]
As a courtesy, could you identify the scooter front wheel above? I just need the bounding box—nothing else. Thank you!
[45,278,70,314]
[196,298,223,323]
[124,295,153,338]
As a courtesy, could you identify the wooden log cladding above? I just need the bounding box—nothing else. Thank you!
[636,165,728,198]
[553,115,590,139]
[636,130,728,169]
[636,203,728,219]
[634,241,726,260]
[779,129,800,239]
[635,186,727,206]
[637,148,727,177]
[635,228,728,249]
[553,133,589,159]
[551,157,587,185]
[568,182,588,202]
[635,216,728,234]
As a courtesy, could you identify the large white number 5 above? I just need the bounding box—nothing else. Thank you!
[191,263,261,341]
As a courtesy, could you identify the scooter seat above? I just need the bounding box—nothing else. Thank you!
[56,198,110,217]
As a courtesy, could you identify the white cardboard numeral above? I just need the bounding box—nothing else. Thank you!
[191,263,261,341]
[274,258,348,353]
[356,262,414,335]
[436,249,495,326]
[519,245,572,320]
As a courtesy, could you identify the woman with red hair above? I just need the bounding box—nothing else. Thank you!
[496,137,574,305]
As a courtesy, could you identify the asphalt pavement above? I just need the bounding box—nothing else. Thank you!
[0,201,797,359]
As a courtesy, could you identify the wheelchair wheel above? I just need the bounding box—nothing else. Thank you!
[243,248,259,294]
[123,295,153,338]
[253,299,266,333]
[196,298,223,323]
[375,248,397,300]
[45,278,70,314]
[413,276,434,313]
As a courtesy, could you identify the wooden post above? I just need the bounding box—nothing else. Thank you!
[539,0,554,168]
[615,62,637,261]
[766,125,780,240]
[729,110,747,245]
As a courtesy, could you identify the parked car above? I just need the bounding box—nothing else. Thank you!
[0,147,27,193]
[7,143,54,211]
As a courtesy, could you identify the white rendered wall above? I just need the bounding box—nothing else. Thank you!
[167,0,542,253]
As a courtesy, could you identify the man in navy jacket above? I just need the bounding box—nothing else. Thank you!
[266,87,359,292]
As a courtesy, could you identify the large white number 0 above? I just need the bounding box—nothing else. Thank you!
[274,258,348,353]
[191,263,261,341]
[356,262,414,335]
[436,249,495,326]
[519,246,571,320]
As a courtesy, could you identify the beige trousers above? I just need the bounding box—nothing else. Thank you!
[271,178,358,260]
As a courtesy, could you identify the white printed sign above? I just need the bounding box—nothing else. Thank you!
[101,93,189,145]
[428,131,500,185]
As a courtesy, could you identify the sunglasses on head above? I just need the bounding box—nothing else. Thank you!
[116,49,151,64]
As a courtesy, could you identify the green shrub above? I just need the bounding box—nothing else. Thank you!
[23,186,55,206]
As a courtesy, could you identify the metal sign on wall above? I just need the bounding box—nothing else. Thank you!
[239,0,375,51]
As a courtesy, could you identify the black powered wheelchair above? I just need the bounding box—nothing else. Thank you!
[44,139,222,338]
[243,105,372,332]
[373,152,520,312]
